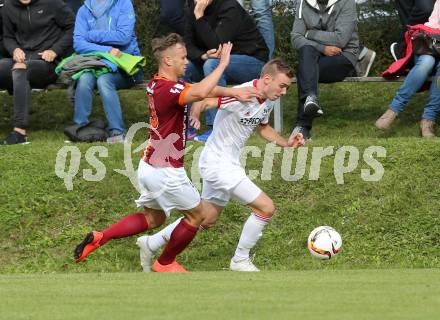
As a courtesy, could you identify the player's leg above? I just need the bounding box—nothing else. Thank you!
[148,167,208,272]
[137,217,183,272]
[230,178,275,272]
[74,207,166,262]
[74,160,169,263]
[139,177,226,272]
[137,201,223,272]
[151,203,205,272]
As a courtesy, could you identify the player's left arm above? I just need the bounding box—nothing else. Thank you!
[189,98,218,129]
[257,124,305,148]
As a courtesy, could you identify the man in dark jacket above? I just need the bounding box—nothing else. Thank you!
[64,0,82,15]
[0,0,74,145]
[290,0,360,140]
[184,0,269,142]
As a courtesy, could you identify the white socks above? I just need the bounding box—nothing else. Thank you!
[147,217,183,252]
[233,212,271,262]
[148,212,271,261]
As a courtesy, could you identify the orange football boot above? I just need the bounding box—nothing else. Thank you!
[74,231,103,262]
[151,260,188,273]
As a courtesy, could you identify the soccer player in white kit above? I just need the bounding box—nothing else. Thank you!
[136,58,305,272]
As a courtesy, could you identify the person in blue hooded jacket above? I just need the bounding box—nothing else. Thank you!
[73,0,143,143]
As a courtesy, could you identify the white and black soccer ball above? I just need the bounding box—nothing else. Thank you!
[307,226,342,260]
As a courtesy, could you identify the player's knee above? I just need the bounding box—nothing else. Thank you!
[201,216,218,229]
[186,214,204,226]
[144,211,166,229]
[185,207,206,226]
[261,199,276,217]
[12,63,26,70]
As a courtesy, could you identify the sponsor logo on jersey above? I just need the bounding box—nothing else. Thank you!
[239,117,263,126]
[170,88,182,94]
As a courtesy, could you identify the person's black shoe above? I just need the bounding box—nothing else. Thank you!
[304,95,323,118]
[2,131,29,145]
[292,126,311,140]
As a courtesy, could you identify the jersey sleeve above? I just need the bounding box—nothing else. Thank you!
[162,81,190,107]
[217,96,243,112]
[261,105,273,125]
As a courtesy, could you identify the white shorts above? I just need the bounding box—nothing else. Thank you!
[199,153,262,207]
[135,160,201,217]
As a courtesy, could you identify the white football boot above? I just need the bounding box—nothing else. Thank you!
[230,257,260,272]
[136,235,155,272]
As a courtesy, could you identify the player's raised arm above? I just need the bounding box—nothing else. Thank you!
[183,42,233,104]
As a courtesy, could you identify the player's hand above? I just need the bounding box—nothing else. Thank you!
[232,86,262,102]
[109,48,122,58]
[218,42,233,68]
[189,115,201,130]
[38,50,57,62]
[194,0,210,19]
[287,132,305,148]
[190,101,203,129]
[13,48,26,63]
[324,46,342,56]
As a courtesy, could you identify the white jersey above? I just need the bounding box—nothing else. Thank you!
[203,80,274,165]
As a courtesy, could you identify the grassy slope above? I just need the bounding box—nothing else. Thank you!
[1,83,439,273]
[1,270,439,320]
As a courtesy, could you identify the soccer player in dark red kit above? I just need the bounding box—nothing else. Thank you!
[73,33,259,272]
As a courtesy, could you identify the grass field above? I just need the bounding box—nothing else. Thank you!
[1,269,439,320]
[1,83,439,318]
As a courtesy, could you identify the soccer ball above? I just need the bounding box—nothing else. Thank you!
[307,226,342,260]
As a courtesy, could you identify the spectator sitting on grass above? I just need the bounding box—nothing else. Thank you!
[184,0,269,142]
[376,0,440,138]
[0,0,74,145]
[73,0,144,144]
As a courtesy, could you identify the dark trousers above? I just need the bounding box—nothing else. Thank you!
[160,0,186,35]
[0,55,58,129]
[296,45,354,128]
[394,0,435,56]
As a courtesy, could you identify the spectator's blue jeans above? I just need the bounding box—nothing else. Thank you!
[74,70,143,135]
[238,0,275,58]
[390,54,440,121]
[184,55,265,126]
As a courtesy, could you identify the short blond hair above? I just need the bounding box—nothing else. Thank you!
[151,33,185,63]
[261,58,294,78]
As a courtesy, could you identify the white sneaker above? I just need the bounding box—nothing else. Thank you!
[136,236,154,272]
[106,133,126,144]
[230,257,260,272]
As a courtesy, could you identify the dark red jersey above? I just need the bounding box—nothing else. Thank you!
[142,75,190,168]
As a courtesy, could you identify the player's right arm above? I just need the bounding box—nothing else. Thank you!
[182,43,261,104]
[183,42,233,104]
